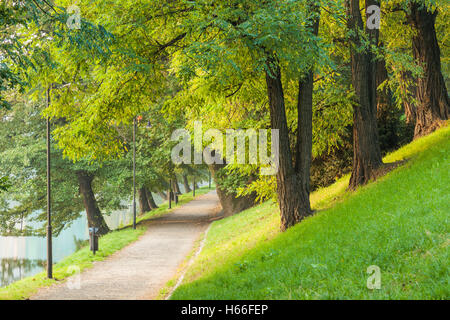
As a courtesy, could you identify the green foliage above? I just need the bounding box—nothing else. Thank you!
[0,92,126,236]
[171,125,450,300]
[0,176,10,193]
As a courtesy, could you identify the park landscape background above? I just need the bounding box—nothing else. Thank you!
[0,0,449,299]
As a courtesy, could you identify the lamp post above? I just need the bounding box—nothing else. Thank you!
[132,117,137,229]
[46,83,71,279]
[168,178,172,209]
[45,82,72,279]
[46,86,52,279]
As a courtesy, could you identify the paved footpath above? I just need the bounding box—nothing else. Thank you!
[31,191,221,300]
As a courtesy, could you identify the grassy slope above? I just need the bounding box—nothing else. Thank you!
[171,126,450,300]
[0,186,213,300]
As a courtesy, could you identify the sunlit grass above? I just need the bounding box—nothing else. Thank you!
[171,125,449,300]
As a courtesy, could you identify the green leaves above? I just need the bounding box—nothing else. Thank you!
[0,176,10,193]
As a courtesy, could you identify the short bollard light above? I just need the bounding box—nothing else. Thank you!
[89,227,99,255]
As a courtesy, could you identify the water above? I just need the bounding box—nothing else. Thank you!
[0,194,162,287]
[0,183,204,287]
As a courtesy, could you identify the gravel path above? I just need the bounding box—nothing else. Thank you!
[31,191,221,300]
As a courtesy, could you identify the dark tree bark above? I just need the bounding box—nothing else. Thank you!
[145,188,158,209]
[294,3,319,211]
[76,170,109,235]
[172,177,181,194]
[346,0,383,189]
[182,175,192,193]
[408,2,449,138]
[138,186,151,214]
[265,55,312,231]
[208,162,257,217]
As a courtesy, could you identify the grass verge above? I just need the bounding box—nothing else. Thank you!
[171,125,449,299]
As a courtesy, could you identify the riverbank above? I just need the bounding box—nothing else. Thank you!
[0,186,213,300]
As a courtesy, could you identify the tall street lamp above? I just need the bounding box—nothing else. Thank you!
[46,86,52,279]
[46,82,71,279]
[132,116,136,229]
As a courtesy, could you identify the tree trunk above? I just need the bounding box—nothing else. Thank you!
[346,0,383,189]
[76,170,109,235]
[408,2,449,138]
[265,55,311,231]
[145,188,158,209]
[172,177,181,194]
[182,175,192,193]
[208,161,257,217]
[138,187,151,214]
[294,2,319,211]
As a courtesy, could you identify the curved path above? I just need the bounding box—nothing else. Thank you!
[31,191,221,300]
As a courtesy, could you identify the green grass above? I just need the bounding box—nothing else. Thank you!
[0,185,214,300]
[171,125,450,300]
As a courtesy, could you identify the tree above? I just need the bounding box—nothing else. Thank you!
[407,0,449,137]
[346,0,383,189]
[182,175,192,193]
[295,0,320,212]
[0,94,111,235]
[76,170,109,235]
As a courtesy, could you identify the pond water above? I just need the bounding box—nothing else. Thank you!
[0,183,202,287]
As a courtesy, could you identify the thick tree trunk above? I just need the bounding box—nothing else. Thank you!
[76,170,109,235]
[145,189,158,209]
[172,177,181,194]
[138,187,151,214]
[208,162,257,217]
[265,55,311,231]
[408,3,449,138]
[294,4,319,211]
[182,175,192,193]
[346,0,383,189]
